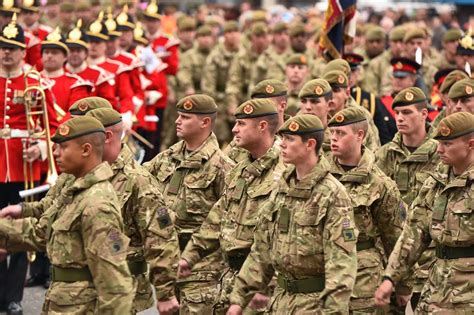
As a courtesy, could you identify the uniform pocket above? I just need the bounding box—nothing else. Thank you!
[446,202,473,242]
[50,210,85,265]
[293,209,324,256]
[450,260,474,304]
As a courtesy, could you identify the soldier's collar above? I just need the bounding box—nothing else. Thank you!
[111,144,132,171]
[42,68,64,78]
[65,61,88,74]
[71,162,114,190]
[88,56,107,66]
[0,67,23,78]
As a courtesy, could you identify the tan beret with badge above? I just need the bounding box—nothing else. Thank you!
[235,99,277,119]
[251,79,287,99]
[443,28,463,43]
[52,116,105,143]
[298,79,332,99]
[403,28,426,43]
[440,70,469,94]
[323,70,348,88]
[250,22,268,36]
[286,53,308,66]
[448,78,474,100]
[86,108,122,128]
[69,97,113,116]
[278,114,324,135]
[389,25,406,41]
[328,106,367,127]
[176,94,217,114]
[392,87,427,109]
[223,21,239,33]
[366,26,385,41]
[196,25,212,37]
[323,59,351,76]
[433,112,474,140]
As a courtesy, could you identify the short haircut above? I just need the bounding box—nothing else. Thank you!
[461,131,474,141]
[350,120,368,139]
[76,132,106,158]
[300,130,325,154]
[199,112,217,129]
[413,101,428,111]
[324,91,333,102]
[251,114,279,135]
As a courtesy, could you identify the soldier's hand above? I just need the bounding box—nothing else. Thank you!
[157,297,179,315]
[396,293,411,307]
[0,248,7,262]
[226,304,243,315]
[25,144,41,162]
[177,259,191,278]
[248,293,269,309]
[374,279,394,308]
[0,204,22,219]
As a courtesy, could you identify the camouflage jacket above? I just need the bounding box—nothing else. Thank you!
[375,133,440,205]
[181,144,285,267]
[428,108,446,138]
[176,45,211,94]
[229,159,357,313]
[345,97,381,151]
[361,49,393,96]
[0,162,133,314]
[385,162,474,310]
[254,46,291,84]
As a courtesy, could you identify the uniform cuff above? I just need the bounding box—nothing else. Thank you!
[154,284,176,302]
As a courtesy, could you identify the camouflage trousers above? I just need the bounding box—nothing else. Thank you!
[414,258,474,315]
[265,285,325,315]
[413,245,436,294]
[132,273,154,313]
[176,270,220,315]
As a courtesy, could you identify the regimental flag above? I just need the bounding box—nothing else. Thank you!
[319,0,357,60]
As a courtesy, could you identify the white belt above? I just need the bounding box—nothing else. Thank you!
[0,128,30,139]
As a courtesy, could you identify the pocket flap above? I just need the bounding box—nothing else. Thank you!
[52,208,82,232]
[184,172,217,189]
[247,182,274,199]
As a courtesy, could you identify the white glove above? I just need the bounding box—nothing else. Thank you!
[146,90,163,105]
[121,111,133,130]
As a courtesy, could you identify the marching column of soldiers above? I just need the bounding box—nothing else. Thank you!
[0,1,472,315]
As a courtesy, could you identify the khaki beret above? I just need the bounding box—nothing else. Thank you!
[433,112,474,140]
[250,22,268,36]
[286,53,308,66]
[196,25,212,37]
[389,25,406,41]
[298,79,332,99]
[323,70,349,88]
[59,2,74,12]
[272,22,288,33]
[177,17,196,32]
[235,99,277,119]
[289,23,305,37]
[251,79,287,99]
[252,10,267,23]
[366,26,385,41]
[223,21,239,33]
[323,59,351,76]
[85,108,122,128]
[176,94,217,114]
[75,1,89,11]
[443,28,463,42]
[448,78,474,100]
[392,87,427,109]
[328,106,367,127]
[403,28,426,43]
[279,114,324,135]
[440,70,469,94]
[69,97,113,116]
[52,116,105,143]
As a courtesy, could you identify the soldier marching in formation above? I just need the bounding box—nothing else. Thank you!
[0,1,472,315]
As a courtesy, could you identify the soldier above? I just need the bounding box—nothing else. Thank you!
[344,53,396,144]
[40,28,92,121]
[227,114,357,314]
[455,32,474,70]
[254,22,290,84]
[58,2,74,36]
[357,26,386,63]
[201,20,240,146]
[375,87,440,309]
[20,0,52,41]
[0,116,134,314]
[144,95,233,314]
[0,19,58,315]
[362,25,405,96]
[289,22,308,54]
[179,99,285,314]
[176,17,196,54]
[327,107,406,313]
[429,70,469,134]
[448,78,474,115]
[321,69,381,151]
[436,28,463,69]
[375,112,474,314]
[285,53,309,117]
[225,22,270,117]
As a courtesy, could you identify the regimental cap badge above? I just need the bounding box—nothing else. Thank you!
[335,113,344,123]
[117,5,129,25]
[183,99,193,110]
[69,19,83,41]
[3,13,18,39]
[46,27,61,42]
[395,61,403,69]
[300,55,307,64]
[243,104,254,114]
[265,84,274,94]
[146,0,158,15]
[337,75,345,84]
[288,121,299,132]
[439,124,451,137]
[78,101,89,112]
[90,11,104,34]
[405,91,414,101]
[59,125,70,136]
[465,85,473,95]
[314,85,323,96]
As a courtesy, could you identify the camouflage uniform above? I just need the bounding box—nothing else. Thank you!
[286,89,300,117]
[202,43,239,145]
[0,162,134,314]
[144,133,233,314]
[254,47,291,84]
[385,161,474,314]
[181,145,285,314]
[328,149,406,313]
[362,50,393,96]
[229,157,357,314]
[375,133,440,294]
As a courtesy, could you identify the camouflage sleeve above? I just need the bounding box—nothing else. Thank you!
[142,151,165,177]
[365,115,381,151]
[176,51,193,93]
[321,188,358,313]
[82,204,134,314]
[181,194,225,267]
[384,180,433,285]
[374,146,394,179]
[201,53,217,99]
[361,59,380,95]
[0,213,49,252]
[225,55,244,109]
[229,200,276,308]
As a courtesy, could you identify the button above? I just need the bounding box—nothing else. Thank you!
[6,97,10,102]
[6,88,11,92]
[6,106,10,110]
[384,116,389,121]
[6,80,11,84]
[4,124,9,128]
[4,115,9,120]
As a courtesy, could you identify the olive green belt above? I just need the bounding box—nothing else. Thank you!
[436,245,474,259]
[356,239,375,251]
[277,274,325,294]
[51,260,147,282]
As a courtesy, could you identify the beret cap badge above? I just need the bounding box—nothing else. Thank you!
[243,104,254,115]
[183,100,193,110]
[58,125,70,136]
[265,85,274,94]
[465,85,473,95]
[335,114,344,123]
[337,75,345,84]
[314,85,323,95]
[439,125,451,137]
[405,91,414,101]
[288,121,299,132]
[78,102,89,112]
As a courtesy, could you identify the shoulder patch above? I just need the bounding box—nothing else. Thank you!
[342,228,356,242]
[156,207,172,228]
